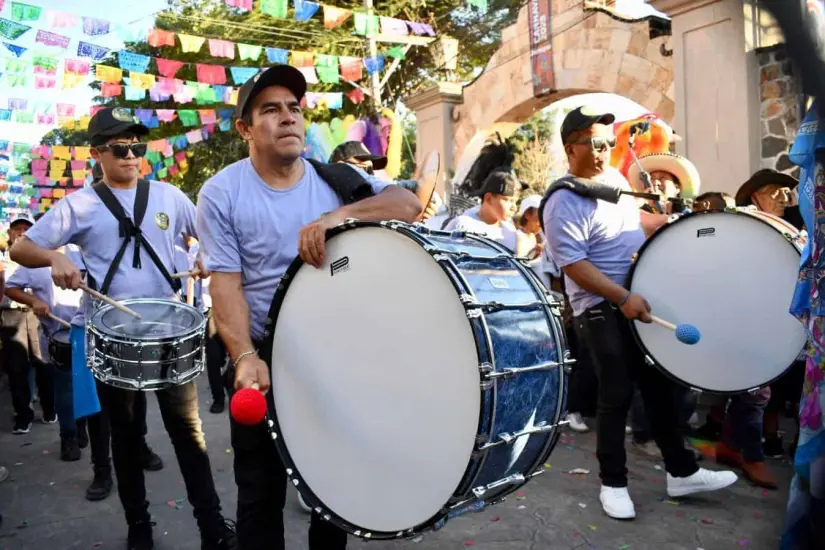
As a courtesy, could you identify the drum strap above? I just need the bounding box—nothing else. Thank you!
[306,159,376,205]
[538,176,623,234]
[91,179,181,296]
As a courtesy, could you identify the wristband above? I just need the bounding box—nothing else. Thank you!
[618,292,632,307]
[232,350,257,368]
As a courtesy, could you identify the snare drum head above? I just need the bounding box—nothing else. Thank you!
[629,211,806,393]
[91,299,203,339]
[269,225,480,533]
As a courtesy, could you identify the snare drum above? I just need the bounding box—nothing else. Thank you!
[627,208,807,394]
[49,328,72,370]
[260,221,568,539]
[87,298,206,391]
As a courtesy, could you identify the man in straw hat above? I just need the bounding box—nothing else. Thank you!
[736,168,802,227]
[626,152,701,213]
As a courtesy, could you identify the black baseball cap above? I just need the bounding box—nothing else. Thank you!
[235,65,307,119]
[470,168,528,197]
[87,107,149,146]
[560,106,616,144]
[328,141,388,170]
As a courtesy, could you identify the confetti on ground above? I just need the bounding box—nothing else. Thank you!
[544,463,552,469]
[653,465,663,471]
[700,518,713,524]
[675,512,685,518]
[588,524,597,531]
[762,490,769,497]
[167,499,185,510]
[573,531,581,537]
[14,462,23,466]
[618,545,631,550]
[689,516,698,522]
[93,543,103,548]
[225,449,232,454]
[517,505,526,510]
[412,536,423,543]
[565,445,575,450]
[753,512,761,519]
[42,450,49,455]
[578,503,587,508]
[490,517,500,522]
[568,468,591,475]
[178,480,185,485]
[464,540,474,546]
[738,540,750,547]
[665,500,680,506]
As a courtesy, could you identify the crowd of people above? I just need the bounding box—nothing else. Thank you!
[0,63,819,549]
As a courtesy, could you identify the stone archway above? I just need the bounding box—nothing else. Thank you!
[406,2,676,195]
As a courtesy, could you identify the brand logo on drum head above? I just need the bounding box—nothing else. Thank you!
[697,227,715,238]
[330,256,350,276]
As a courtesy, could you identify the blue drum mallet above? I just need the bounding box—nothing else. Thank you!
[650,315,701,345]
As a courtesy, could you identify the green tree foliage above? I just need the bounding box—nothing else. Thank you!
[40,0,522,194]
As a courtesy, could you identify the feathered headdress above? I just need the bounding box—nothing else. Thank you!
[457,133,517,196]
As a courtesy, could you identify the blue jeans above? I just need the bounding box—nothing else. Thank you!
[722,388,771,462]
[51,363,76,438]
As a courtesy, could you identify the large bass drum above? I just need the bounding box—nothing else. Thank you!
[259,221,568,539]
[627,208,806,394]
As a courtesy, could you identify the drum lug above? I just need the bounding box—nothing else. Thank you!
[471,473,525,499]
[478,420,564,451]
[746,386,762,395]
[466,309,483,319]
[644,354,654,367]
[460,294,478,306]
[479,380,494,391]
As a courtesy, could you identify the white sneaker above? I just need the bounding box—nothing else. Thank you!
[566,412,589,432]
[599,486,636,519]
[667,468,738,497]
[296,490,312,513]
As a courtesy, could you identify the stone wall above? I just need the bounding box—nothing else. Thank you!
[758,44,800,176]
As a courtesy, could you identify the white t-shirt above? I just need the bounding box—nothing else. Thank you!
[442,205,518,252]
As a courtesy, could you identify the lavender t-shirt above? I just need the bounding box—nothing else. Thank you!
[6,246,84,359]
[25,181,197,326]
[196,158,390,341]
[542,189,646,316]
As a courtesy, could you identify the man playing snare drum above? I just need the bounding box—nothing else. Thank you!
[10,107,236,550]
[540,106,738,521]
[196,64,421,550]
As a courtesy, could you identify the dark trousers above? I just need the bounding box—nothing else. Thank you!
[630,385,697,443]
[567,315,598,416]
[206,334,228,405]
[723,388,771,462]
[97,381,223,528]
[229,360,347,549]
[0,309,48,424]
[574,302,699,487]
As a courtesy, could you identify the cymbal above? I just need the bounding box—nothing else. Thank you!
[413,150,439,221]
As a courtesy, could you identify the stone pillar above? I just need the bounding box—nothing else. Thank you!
[650,0,762,196]
[756,44,801,177]
[404,82,463,198]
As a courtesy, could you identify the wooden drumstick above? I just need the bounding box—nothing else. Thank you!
[47,313,72,329]
[650,315,676,330]
[171,269,196,279]
[186,278,195,306]
[78,284,142,319]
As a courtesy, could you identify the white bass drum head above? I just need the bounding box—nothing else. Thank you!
[629,211,805,393]
[270,226,480,532]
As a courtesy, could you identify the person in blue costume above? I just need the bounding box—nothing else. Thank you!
[782,100,825,550]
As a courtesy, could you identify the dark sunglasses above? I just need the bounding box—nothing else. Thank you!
[95,143,148,159]
[570,137,616,152]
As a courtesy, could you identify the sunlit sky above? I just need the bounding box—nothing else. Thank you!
[0,0,167,145]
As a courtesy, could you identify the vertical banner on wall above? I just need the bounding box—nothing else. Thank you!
[528,0,554,96]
